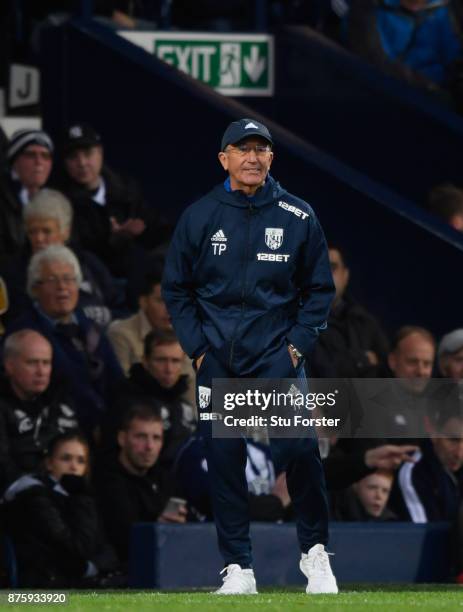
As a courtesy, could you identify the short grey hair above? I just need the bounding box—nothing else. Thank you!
[27,244,82,297]
[24,188,73,234]
[3,329,52,362]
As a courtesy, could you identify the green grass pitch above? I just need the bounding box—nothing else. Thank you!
[2,585,462,611]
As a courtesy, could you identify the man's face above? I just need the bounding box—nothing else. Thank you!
[353,473,392,518]
[329,249,349,304]
[143,342,184,389]
[440,348,463,381]
[388,333,435,393]
[13,145,52,191]
[26,217,69,253]
[432,417,463,472]
[4,333,52,399]
[32,260,79,320]
[118,418,163,472]
[139,284,171,330]
[218,137,273,194]
[64,145,103,189]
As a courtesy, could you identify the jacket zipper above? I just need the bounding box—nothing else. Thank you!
[229,202,254,368]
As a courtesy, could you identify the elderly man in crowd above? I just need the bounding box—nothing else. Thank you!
[0,329,78,494]
[6,245,123,436]
[2,188,118,327]
[0,129,54,264]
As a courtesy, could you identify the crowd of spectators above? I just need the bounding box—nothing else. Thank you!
[0,120,461,589]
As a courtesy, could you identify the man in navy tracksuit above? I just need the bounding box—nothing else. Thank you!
[162,118,338,594]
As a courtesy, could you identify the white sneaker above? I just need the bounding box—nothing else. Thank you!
[300,543,338,594]
[214,564,258,595]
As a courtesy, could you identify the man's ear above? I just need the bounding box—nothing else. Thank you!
[3,358,13,377]
[218,151,228,172]
[117,430,126,449]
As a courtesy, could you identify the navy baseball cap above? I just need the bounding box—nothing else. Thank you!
[221,118,273,151]
[63,123,101,156]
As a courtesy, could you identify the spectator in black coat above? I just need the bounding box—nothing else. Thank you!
[96,404,186,563]
[58,123,172,277]
[310,245,389,377]
[4,432,119,588]
[0,330,78,494]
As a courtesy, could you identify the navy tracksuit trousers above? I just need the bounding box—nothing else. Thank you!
[196,349,329,569]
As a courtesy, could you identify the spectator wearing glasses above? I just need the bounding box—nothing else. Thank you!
[5,245,123,436]
[0,129,53,265]
[2,188,119,328]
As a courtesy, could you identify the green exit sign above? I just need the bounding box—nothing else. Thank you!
[120,32,274,96]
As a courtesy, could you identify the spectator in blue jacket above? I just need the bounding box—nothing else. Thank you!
[346,0,463,93]
[5,245,123,437]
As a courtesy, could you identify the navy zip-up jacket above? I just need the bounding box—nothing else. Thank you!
[162,176,335,375]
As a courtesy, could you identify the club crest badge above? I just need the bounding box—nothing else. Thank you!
[198,386,212,409]
[265,228,284,250]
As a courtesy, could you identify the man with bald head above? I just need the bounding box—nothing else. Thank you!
[388,326,435,394]
[0,329,78,494]
[378,326,436,440]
